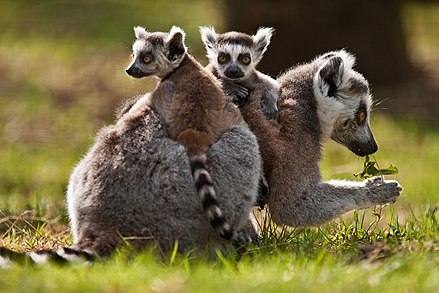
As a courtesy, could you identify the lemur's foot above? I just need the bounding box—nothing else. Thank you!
[365,176,402,205]
[256,176,269,208]
[260,96,279,120]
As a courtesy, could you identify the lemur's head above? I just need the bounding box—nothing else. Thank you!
[126,26,187,79]
[200,26,274,81]
[314,50,377,156]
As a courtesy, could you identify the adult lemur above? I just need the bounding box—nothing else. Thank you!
[0,84,261,265]
[125,26,258,244]
[238,50,402,226]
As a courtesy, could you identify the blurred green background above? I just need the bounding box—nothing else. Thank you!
[0,0,438,223]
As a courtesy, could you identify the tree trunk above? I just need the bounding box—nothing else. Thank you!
[223,0,414,86]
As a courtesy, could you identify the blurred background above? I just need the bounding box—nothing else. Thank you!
[0,0,438,222]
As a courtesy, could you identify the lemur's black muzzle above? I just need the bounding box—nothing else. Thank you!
[225,65,245,79]
[126,66,148,78]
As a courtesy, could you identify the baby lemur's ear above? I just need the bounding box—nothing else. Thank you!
[134,26,149,39]
[166,26,187,61]
[252,27,274,56]
[199,26,217,50]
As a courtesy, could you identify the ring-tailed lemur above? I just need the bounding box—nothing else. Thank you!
[239,50,402,226]
[199,26,279,120]
[199,26,278,204]
[125,26,257,245]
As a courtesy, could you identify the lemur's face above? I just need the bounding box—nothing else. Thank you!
[126,26,187,79]
[214,42,256,81]
[200,27,273,82]
[330,83,377,157]
[315,52,377,156]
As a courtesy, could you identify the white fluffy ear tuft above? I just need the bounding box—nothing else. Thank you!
[167,26,186,44]
[134,26,148,39]
[199,26,217,49]
[253,27,274,56]
[337,49,356,71]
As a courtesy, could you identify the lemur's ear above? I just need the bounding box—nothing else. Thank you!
[253,27,274,56]
[318,56,344,97]
[199,26,217,50]
[166,26,187,61]
[134,26,148,39]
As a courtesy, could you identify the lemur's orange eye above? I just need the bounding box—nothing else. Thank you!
[218,55,228,64]
[143,56,152,64]
[241,56,251,65]
[359,111,366,123]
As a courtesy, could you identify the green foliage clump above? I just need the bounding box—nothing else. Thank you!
[354,155,399,179]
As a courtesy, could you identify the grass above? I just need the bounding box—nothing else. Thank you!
[1,0,439,292]
[1,208,439,292]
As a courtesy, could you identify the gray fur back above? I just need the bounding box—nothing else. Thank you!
[67,103,260,256]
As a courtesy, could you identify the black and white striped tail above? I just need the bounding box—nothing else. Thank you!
[0,246,95,268]
[190,154,241,243]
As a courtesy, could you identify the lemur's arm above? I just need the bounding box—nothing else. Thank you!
[224,79,279,120]
[269,177,402,227]
[150,80,176,122]
[258,75,279,120]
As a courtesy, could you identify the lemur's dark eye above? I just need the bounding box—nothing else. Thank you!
[218,53,229,64]
[239,54,251,65]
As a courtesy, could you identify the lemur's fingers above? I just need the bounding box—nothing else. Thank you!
[365,177,403,205]
[234,85,249,98]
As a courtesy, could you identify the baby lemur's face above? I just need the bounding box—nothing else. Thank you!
[200,27,274,82]
[126,26,187,79]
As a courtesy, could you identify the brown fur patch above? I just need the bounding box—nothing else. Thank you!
[153,54,246,152]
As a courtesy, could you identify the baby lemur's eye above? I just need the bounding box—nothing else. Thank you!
[143,55,152,64]
[240,55,251,65]
[218,53,230,64]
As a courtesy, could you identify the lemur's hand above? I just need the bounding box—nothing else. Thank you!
[364,176,402,205]
[222,81,249,106]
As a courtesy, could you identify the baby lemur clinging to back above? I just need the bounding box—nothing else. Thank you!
[126,26,256,244]
[200,26,278,202]
[200,26,279,120]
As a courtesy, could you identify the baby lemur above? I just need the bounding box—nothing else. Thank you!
[239,50,402,226]
[200,26,278,201]
[200,26,279,120]
[126,26,253,244]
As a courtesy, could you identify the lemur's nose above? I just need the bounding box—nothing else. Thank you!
[229,67,239,74]
[126,66,137,75]
[225,65,244,79]
[126,66,146,78]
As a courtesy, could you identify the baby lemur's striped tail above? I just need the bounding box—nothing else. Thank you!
[190,154,244,244]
